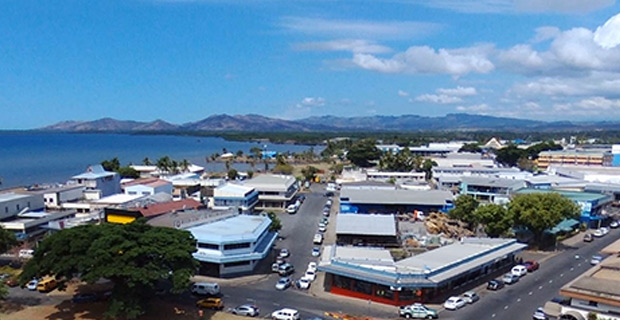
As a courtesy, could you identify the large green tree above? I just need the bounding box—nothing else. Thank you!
[301,166,319,182]
[266,212,282,232]
[474,204,513,237]
[458,143,482,153]
[20,220,197,319]
[509,193,580,242]
[0,227,17,299]
[494,145,526,167]
[346,139,381,168]
[379,148,416,172]
[448,195,480,230]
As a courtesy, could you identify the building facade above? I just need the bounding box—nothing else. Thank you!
[460,177,527,204]
[70,165,121,199]
[212,183,259,213]
[537,150,612,170]
[244,174,299,211]
[0,193,45,220]
[123,178,173,196]
[340,188,454,214]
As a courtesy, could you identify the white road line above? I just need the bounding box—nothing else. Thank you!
[539,286,543,290]
[529,292,533,295]
[504,306,509,310]
[570,267,574,271]
[549,280,553,284]
[273,303,280,306]
[578,263,581,267]
[517,298,521,302]
[560,273,564,277]
[492,314,496,318]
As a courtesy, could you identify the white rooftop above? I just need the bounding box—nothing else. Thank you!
[187,214,271,243]
[245,174,296,192]
[336,214,397,236]
[340,188,453,206]
[71,164,117,180]
[0,193,31,202]
[94,193,145,204]
[215,183,255,197]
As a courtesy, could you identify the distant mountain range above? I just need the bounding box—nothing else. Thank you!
[39,113,620,132]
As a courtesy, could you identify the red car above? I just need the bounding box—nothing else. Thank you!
[524,260,539,272]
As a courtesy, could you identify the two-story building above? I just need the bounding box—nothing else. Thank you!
[70,165,121,200]
[211,183,259,213]
[186,213,278,277]
[123,178,173,196]
[0,193,45,220]
[339,187,454,214]
[460,177,528,204]
[244,174,299,211]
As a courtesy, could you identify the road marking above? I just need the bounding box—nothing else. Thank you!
[492,314,496,318]
[517,298,521,302]
[529,292,533,295]
[539,286,543,290]
[549,280,553,284]
[560,273,564,277]
[570,267,574,271]
[578,263,581,267]
[504,306,509,310]
[247,298,255,302]
[273,303,280,306]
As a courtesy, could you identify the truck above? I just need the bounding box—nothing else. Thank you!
[398,304,438,319]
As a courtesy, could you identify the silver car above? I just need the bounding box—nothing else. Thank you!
[230,304,260,317]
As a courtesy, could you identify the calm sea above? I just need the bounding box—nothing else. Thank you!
[0,132,316,189]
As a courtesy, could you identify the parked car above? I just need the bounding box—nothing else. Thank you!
[278,263,295,276]
[318,225,327,233]
[272,308,300,320]
[286,204,298,214]
[303,270,316,282]
[275,277,292,290]
[398,303,438,319]
[443,296,466,310]
[191,282,220,296]
[313,234,323,244]
[196,297,224,310]
[307,262,317,273]
[591,255,603,265]
[18,249,34,259]
[583,233,593,242]
[311,247,321,257]
[322,208,330,216]
[230,304,260,317]
[5,278,19,287]
[462,291,479,304]
[593,229,604,237]
[321,217,329,225]
[25,279,39,291]
[487,280,505,291]
[36,278,58,293]
[532,307,547,320]
[503,273,520,285]
[601,227,610,235]
[296,278,311,290]
[610,221,619,229]
[297,195,306,203]
[71,292,100,303]
[511,265,528,277]
[524,260,540,272]
[279,249,290,258]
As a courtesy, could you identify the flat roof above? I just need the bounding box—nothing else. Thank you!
[525,175,583,185]
[71,165,116,179]
[560,255,620,306]
[340,189,452,206]
[0,193,31,202]
[245,174,296,191]
[215,183,255,197]
[336,214,397,236]
[514,188,612,202]
[186,214,271,243]
[95,193,145,204]
[461,177,527,189]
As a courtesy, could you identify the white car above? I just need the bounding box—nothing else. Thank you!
[307,262,317,273]
[313,234,323,244]
[312,247,321,257]
[272,308,300,320]
[601,227,609,235]
[533,307,547,320]
[26,279,39,291]
[593,229,604,237]
[296,278,311,290]
[591,255,603,265]
[279,249,290,258]
[511,265,528,277]
[318,225,327,233]
[275,277,291,290]
[303,270,316,282]
[462,291,480,304]
[443,296,466,310]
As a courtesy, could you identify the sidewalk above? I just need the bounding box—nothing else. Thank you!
[191,273,271,287]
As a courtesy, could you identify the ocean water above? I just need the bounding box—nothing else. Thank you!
[0,132,315,188]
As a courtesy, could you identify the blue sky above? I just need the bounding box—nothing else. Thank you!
[1,0,620,129]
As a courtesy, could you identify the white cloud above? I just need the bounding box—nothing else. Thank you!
[552,97,620,115]
[352,45,495,76]
[515,0,615,13]
[298,97,325,107]
[531,26,561,43]
[280,17,441,40]
[455,103,491,112]
[293,39,391,54]
[436,86,478,96]
[511,72,620,97]
[414,94,463,104]
[594,13,620,49]
[398,90,409,97]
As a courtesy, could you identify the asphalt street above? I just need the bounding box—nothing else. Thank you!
[439,228,620,320]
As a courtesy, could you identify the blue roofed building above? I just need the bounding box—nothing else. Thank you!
[70,164,121,200]
[211,183,259,214]
[339,187,454,214]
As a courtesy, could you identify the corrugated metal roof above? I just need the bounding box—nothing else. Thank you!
[461,176,527,189]
[340,189,452,206]
[336,214,397,236]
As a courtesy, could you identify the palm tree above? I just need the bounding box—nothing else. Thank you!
[180,159,190,172]
[156,156,172,174]
[142,157,152,166]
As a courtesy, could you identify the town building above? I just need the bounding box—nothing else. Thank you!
[460,177,528,204]
[613,144,620,167]
[336,214,399,247]
[130,164,205,178]
[431,152,496,169]
[365,170,426,184]
[0,193,45,220]
[211,183,259,213]
[104,198,203,224]
[184,213,278,277]
[0,211,76,240]
[244,174,299,211]
[514,188,613,227]
[537,150,612,170]
[41,185,84,209]
[318,238,526,305]
[123,178,173,196]
[548,165,620,184]
[339,188,454,214]
[70,164,121,200]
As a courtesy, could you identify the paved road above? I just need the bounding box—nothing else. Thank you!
[439,228,620,320]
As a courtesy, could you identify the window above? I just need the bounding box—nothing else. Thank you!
[223,261,251,267]
[374,284,394,300]
[4,207,7,213]
[353,280,373,295]
[224,242,251,250]
[197,242,219,250]
[588,301,598,307]
[333,275,351,290]
[16,204,20,211]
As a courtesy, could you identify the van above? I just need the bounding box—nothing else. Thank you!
[191,282,220,296]
[19,249,34,259]
[36,278,58,293]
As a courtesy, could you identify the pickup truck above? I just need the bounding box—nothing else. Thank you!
[399,304,438,319]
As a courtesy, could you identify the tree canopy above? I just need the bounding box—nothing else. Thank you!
[474,204,513,237]
[301,166,319,181]
[448,195,480,229]
[379,148,416,172]
[458,143,482,153]
[101,157,139,178]
[346,139,381,168]
[266,212,282,232]
[509,193,580,241]
[20,220,197,319]
[0,227,17,299]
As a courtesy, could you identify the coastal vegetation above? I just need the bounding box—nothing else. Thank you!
[100,157,140,178]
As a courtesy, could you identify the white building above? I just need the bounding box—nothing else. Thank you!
[70,164,121,200]
[244,174,299,211]
[431,152,496,168]
[0,211,76,240]
[548,165,620,184]
[42,185,84,209]
[0,193,45,220]
[186,213,278,277]
[123,178,173,196]
[211,183,259,213]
